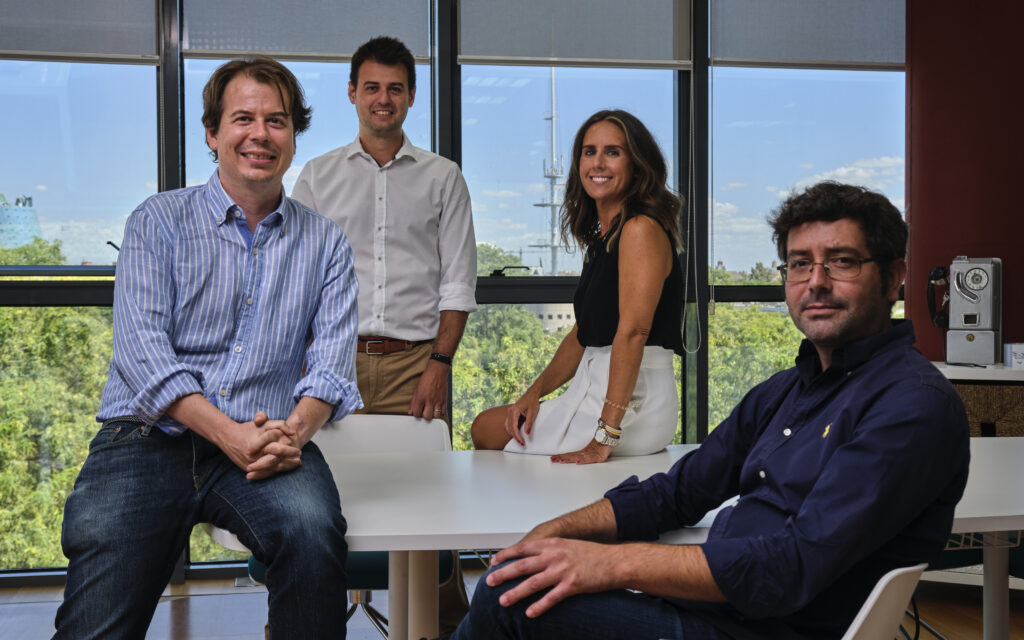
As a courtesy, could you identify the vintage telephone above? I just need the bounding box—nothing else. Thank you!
[930,256,1002,365]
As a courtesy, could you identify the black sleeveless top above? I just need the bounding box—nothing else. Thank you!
[573,215,684,355]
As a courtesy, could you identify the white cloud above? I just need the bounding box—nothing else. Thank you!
[471,201,488,213]
[498,203,510,209]
[145,181,158,191]
[523,183,547,194]
[800,163,814,170]
[35,184,49,191]
[482,189,522,198]
[795,156,905,192]
[720,182,747,192]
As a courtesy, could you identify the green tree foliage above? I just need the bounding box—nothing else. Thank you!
[0,239,112,569]
[476,242,527,277]
[452,304,569,450]
[707,303,802,428]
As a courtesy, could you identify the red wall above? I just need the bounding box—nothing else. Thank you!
[906,0,1023,360]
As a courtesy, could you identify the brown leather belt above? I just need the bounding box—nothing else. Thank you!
[358,336,432,355]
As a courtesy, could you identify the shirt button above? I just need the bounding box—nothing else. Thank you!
[758,469,766,479]
[731,500,739,508]
[233,211,241,218]
[783,428,792,437]
[377,226,383,231]
[377,284,383,289]
[246,297,253,305]
[219,388,227,397]
[377,256,382,261]
[378,196,383,201]
[234,345,242,353]
[251,248,258,256]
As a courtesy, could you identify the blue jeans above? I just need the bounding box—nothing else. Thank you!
[54,420,348,640]
[450,564,734,640]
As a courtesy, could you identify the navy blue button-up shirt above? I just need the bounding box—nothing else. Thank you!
[605,321,969,639]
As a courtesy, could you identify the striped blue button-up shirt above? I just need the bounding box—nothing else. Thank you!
[98,172,362,435]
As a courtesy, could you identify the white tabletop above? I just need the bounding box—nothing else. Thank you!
[329,444,697,552]
[933,362,1024,382]
[952,437,1024,534]
[328,438,1024,551]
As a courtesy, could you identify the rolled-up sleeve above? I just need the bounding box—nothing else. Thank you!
[437,165,477,313]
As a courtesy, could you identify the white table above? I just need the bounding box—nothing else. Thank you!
[327,445,697,639]
[327,438,1024,640]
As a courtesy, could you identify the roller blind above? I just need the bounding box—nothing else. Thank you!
[182,0,430,59]
[459,0,691,68]
[0,0,156,58]
[711,0,904,68]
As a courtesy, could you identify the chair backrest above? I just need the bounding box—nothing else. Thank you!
[313,413,452,455]
[841,562,927,640]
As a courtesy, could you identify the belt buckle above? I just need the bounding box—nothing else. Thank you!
[363,339,386,355]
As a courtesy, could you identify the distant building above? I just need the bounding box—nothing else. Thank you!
[0,194,43,248]
[524,302,575,333]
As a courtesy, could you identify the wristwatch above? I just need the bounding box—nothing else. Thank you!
[593,421,621,447]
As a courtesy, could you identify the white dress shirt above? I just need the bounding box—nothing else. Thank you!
[293,136,477,341]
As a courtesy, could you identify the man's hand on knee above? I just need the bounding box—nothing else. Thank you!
[486,538,621,618]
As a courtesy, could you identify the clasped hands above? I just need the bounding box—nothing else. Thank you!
[224,410,304,481]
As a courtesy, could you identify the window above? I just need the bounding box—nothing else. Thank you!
[462,65,676,276]
[0,61,156,265]
[710,68,905,284]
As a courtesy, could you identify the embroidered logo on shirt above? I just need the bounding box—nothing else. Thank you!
[822,423,831,439]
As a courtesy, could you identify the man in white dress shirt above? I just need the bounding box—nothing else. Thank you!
[292,36,476,631]
[292,35,476,424]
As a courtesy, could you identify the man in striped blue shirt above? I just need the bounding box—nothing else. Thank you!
[54,59,361,640]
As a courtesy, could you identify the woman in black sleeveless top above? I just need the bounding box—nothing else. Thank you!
[472,110,684,463]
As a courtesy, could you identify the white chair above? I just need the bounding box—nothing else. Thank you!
[841,562,927,640]
[202,414,452,638]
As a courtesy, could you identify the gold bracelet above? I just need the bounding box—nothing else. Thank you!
[597,418,622,437]
[603,396,632,412]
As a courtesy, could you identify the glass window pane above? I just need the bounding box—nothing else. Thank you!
[710,67,904,283]
[708,302,802,429]
[182,0,429,58]
[0,60,156,266]
[183,60,432,193]
[0,0,156,57]
[0,304,112,570]
[462,65,675,276]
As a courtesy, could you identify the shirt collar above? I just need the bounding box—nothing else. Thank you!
[345,133,420,166]
[795,319,916,379]
[204,169,288,230]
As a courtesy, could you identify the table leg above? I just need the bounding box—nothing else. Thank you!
[407,550,439,640]
[388,551,409,640]
[982,537,1009,640]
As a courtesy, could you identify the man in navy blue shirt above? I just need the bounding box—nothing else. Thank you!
[450,182,969,640]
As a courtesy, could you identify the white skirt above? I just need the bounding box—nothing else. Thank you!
[503,345,678,457]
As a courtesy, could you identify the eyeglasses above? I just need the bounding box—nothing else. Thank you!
[777,256,877,283]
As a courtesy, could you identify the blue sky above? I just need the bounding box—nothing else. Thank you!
[1,60,903,271]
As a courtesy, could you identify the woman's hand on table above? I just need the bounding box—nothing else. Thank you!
[505,392,541,445]
[551,439,613,464]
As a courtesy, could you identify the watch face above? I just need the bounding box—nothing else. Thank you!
[964,267,989,290]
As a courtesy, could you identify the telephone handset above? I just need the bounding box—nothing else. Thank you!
[927,266,949,329]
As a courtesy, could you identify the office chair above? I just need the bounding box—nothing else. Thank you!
[841,563,928,640]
